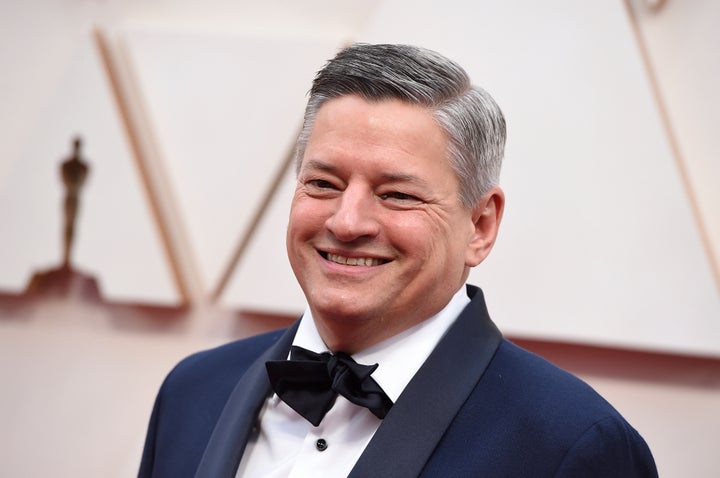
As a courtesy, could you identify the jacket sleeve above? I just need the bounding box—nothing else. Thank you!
[137,383,163,477]
[554,416,658,477]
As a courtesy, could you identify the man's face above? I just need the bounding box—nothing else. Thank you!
[287,95,491,352]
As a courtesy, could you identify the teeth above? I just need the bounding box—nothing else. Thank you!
[327,253,383,267]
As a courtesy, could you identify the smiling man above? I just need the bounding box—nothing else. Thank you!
[139,44,657,477]
[287,94,502,354]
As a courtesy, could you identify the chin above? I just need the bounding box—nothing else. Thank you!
[309,294,373,323]
[313,303,371,323]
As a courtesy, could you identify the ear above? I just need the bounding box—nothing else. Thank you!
[465,186,505,267]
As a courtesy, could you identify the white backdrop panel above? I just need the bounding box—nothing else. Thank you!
[0,38,178,303]
[123,30,343,293]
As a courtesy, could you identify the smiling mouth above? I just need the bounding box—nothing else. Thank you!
[321,251,389,267]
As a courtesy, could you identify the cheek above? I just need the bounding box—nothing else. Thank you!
[387,214,450,259]
[287,201,325,272]
[288,199,327,239]
[403,212,474,263]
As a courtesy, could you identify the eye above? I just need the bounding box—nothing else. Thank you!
[379,191,421,202]
[308,179,338,190]
[304,178,342,198]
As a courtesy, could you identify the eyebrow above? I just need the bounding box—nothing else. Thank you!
[302,159,336,173]
[303,159,429,186]
[380,172,427,186]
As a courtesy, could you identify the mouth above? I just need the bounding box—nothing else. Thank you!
[320,251,389,267]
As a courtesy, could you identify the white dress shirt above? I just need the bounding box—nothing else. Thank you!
[235,286,471,478]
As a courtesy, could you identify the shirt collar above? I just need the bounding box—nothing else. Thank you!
[291,285,471,402]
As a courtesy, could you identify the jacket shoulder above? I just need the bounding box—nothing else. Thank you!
[163,328,286,395]
[422,339,657,477]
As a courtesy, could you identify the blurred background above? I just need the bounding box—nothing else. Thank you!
[1,0,718,476]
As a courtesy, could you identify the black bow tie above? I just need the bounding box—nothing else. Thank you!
[266,346,393,426]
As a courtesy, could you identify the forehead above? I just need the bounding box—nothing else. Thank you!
[312,94,441,136]
[302,95,451,175]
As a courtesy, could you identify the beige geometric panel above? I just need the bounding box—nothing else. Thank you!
[628,0,720,287]
[359,0,720,356]
[222,166,306,313]
[121,30,343,296]
[0,37,179,303]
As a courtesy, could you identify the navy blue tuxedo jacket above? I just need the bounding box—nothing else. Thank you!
[138,286,657,477]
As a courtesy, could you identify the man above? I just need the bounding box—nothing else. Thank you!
[139,43,657,477]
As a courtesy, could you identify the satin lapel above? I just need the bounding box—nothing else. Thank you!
[349,286,503,478]
[194,322,299,478]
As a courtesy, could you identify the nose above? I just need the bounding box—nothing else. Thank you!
[325,184,380,242]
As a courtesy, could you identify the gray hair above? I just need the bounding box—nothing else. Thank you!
[295,43,506,207]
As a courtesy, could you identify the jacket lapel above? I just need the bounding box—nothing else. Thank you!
[194,322,299,478]
[349,286,503,478]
